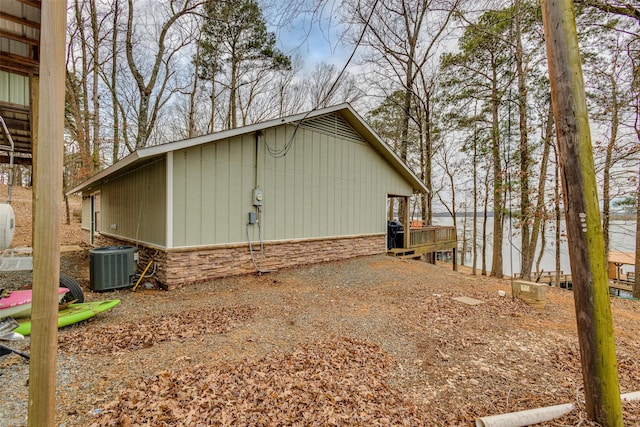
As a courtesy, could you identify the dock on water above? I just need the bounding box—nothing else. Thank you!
[515,265,636,298]
[514,271,573,288]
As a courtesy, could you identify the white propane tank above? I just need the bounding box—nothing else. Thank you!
[0,203,15,250]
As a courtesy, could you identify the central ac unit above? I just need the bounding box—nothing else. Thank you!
[89,246,138,291]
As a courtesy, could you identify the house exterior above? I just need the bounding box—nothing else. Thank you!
[69,104,431,289]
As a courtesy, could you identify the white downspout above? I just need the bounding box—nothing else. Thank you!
[475,403,574,427]
[475,392,640,427]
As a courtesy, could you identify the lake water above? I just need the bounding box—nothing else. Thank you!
[432,217,637,276]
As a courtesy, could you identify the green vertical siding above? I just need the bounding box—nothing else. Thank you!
[172,134,257,246]
[81,196,91,229]
[99,158,167,245]
[171,115,412,247]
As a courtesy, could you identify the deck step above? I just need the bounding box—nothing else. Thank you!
[387,249,423,259]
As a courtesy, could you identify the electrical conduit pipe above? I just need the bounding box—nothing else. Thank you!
[475,392,640,427]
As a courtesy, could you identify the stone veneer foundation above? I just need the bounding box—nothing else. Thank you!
[92,233,385,290]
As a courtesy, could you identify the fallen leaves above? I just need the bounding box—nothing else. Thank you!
[90,338,428,426]
[56,305,256,355]
[4,252,640,426]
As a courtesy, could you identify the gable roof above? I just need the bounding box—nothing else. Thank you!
[67,103,428,195]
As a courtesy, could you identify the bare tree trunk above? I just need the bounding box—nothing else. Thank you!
[482,169,490,276]
[228,56,238,129]
[634,162,640,299]
[111,0,120,164]
[490,54,504,278]
[602,73,619,260]
[515,0,533,281]
[62,168,70,225]
[90,0,100,171]
[535,208,546,274]
[423,94,433,226]
[124,0,200,147]
[554,146,562,286]
[209,74,217,133]
[542,1,622,422]
[188,42,201,138]
[64,196,70,226]
[472,126,478,275]
[460,206,468,267]
[71,0,92,181]
[12,166,22,188]
[524,107,554,278]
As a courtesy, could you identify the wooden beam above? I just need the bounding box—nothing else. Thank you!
[6,142,32,154]
[541,0,622,425]
[2,118,30,132]
[0,11,41,29]
[0,61,39,75]
[0,101,31,114]
[0,154,32,166]
[16,0,42,9]
[0,50,39,64]
[0,51,40,75]
[27,0,65,425]
[0,29,39,46]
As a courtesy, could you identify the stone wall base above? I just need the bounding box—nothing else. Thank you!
[91,234,385,290]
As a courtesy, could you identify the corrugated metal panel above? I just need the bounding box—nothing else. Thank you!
[99,158,167,245]
[0,39,30,58]
[0,1,40,46]
[0,70,28,105]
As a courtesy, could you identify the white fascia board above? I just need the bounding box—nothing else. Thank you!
[66,151,141,195]
[339,106,428,194]
[65,103,426,196]
[139,104,352,157]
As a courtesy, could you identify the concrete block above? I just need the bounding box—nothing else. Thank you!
[512,280,547,309]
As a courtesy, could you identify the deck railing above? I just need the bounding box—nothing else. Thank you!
[409,226,457,248]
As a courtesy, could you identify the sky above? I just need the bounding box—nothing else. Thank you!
[263,0,355,71]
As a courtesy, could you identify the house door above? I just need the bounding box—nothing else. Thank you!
[386,195,409,249]
[90,192,100,245]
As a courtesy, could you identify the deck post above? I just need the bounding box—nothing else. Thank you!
[28,1,67,425]
[403,196,410,249]
[452,247,457,271]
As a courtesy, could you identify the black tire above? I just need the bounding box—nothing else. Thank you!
[59,273,84,303]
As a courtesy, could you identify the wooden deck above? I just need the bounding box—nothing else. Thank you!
[516,270,637,297]
[515,271,573,288]
[609,281,634,296]
[387,226,457,259]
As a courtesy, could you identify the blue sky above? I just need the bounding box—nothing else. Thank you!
[265,0,354,71]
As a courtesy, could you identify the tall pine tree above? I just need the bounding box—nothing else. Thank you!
[199,0,290,130]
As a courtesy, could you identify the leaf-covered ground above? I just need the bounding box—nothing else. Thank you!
[1,185,639,426]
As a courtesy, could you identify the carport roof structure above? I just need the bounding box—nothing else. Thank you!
[0,0,41,165]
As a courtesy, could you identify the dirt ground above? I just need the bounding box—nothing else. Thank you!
[1,185,639,426]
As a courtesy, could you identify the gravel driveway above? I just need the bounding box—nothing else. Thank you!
[1,253,640,426]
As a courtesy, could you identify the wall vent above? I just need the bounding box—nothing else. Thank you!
[300,113,365,142]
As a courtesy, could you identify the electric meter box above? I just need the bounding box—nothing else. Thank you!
[252,188,264,206]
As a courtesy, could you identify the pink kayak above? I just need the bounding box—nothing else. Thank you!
[0,288,69,319]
